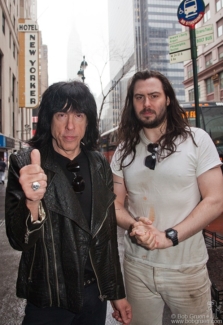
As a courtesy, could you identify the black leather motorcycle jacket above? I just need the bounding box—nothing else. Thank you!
[5,144,125,313]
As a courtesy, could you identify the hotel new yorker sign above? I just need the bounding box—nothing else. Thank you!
[18,19,39,108]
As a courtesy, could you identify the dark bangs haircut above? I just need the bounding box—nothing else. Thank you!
[118,70,196,167]
[28,81,99,150]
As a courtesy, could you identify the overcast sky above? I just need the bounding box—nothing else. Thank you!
[37,0,109,96]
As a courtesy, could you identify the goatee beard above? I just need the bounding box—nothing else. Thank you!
[137,110,167,129]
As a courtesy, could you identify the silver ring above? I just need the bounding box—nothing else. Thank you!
[31,181,40,191]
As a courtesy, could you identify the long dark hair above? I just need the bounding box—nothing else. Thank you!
[28,80,99,150]
[118,70,196,167]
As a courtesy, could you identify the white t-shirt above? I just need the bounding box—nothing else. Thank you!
[111,127,221,269]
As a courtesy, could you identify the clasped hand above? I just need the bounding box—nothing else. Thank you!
[129,217,169,250]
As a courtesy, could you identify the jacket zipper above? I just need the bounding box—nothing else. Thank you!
[93,200,113,239]
[28,244,36,282]
[24,213,44,244]
[89,252,107,301]
[42,226,52,305]
[48,214,60,306]
[89,201,114,301]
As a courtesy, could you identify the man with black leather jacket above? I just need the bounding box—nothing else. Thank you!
[5,81,132,325]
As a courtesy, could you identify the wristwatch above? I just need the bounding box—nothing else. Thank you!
[165,228,178,246]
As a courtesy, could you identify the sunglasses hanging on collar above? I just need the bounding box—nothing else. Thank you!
[66,161,85,193]
[145,143,158,170]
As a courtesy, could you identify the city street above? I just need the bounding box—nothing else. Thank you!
[1,180,223,324]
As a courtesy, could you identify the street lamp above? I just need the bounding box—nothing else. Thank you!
[77,56,88,83]
[16,124,31,141]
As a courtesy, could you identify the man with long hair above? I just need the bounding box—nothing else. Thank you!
[111,70,223,324]
[5,81,131,325]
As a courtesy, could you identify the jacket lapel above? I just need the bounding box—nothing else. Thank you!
[40,145,116,236]
[41,145,90,233]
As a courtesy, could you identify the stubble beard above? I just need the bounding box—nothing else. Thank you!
[137,107,167,129]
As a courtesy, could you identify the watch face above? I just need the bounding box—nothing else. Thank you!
[166,229,177,239]
[166,228,178,246]
[169,230,175,237]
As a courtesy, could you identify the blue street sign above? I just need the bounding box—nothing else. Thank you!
[177,0,205,27]
[0,135,6,147]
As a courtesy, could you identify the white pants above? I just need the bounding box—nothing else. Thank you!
[124,255,213,325]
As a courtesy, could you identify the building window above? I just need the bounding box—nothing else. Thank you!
[2,13,5,34]
[187,64,193,78]
[206,78,214,94]
[204,5,210,22]
[205,53,212,67]
[217,18,223,37]
[188,87,200,101]
[220,71,223,89]
[216,0,223,11]
[188,89,194,101]
[13,42,15,58]
[219,45,223,60]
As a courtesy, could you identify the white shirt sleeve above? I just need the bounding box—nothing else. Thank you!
[194,128,222,177]
[110,146,124,178]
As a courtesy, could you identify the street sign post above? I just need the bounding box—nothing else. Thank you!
[168,31,191,64]
[195,24,214,46]
[177,0,205,28]
[196,33,213,46]
[169,31,190,44]
[169,39,191,54]
[170,49,191,64]
[177,0,205,128]
[195,24,213,37]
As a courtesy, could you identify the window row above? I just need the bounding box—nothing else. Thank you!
[2,12,16,34]
[148,1,179,7]
[203,1,223,23]
[204,45,223,67]
[186,45,223,79]
[149,22,173,29]
[188,72,223,99]
[188,86,200,101]
[2,13,16,59]
[216,0,223,12]
[148,15,177,22]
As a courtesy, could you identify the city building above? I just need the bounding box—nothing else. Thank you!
[0,0,21,157]
[134,0,185,101]
[0,0,48,160]
[100,0,185,133]
[99,0,135,132]
[183,0,223,102]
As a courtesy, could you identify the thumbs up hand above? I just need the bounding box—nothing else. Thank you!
[19,149,47,202]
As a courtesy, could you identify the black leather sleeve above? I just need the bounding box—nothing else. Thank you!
[5,149,45,251]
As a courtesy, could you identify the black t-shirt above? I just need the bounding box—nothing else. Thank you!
[53,149,93,274]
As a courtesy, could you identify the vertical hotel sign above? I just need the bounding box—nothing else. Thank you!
[18,19,39,108]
